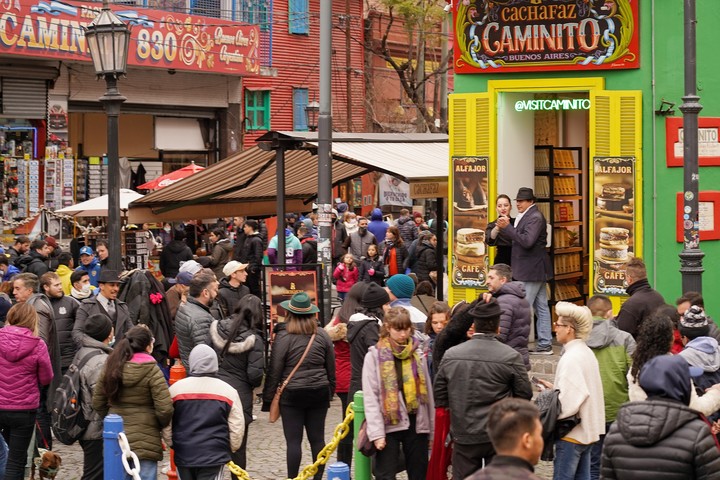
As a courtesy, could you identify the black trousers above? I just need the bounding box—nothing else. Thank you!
[35,385,52,450]
[280,404,328,480]
[373,415,428,480]
[246,271,262,298]
[177,465,225,480]
[451,441,495,480]
[229,423,249,479]
[79,438,104,480]
[0,409,36,480]
[336,392,354,468]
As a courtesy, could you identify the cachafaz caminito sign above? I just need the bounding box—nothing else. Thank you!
[0,0,260,75]
[454,0,639,73]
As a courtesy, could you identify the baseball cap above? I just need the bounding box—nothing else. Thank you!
[222,260,248,277]
[79,246,94,256]
[168,271,194,286]
[178,260,203,276]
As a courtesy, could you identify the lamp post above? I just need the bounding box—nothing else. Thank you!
[84,0,130,272]
[305,101,320,132]
[678,0,704,293]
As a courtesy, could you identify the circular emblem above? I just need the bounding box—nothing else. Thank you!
[684,220,694,229]
[684,206,692,214]
[685,191,694,201]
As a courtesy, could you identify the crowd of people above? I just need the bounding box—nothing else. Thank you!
[2,189,720,480]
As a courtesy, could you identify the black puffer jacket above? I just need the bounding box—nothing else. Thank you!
[396,215,417,245]
[494,281,531,370]
[159,239,193,278]
[346,314,380,400]
[602,400,720,479]
[209,319,264,424]
[412,240,437,283]
[217,278,250,317]
[616,278,666,338]
[51,295,81,370]
[432,301,475,375]
[262,327,335,408]
[434,334,532,445]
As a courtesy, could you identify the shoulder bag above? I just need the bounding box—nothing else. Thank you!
[269,333,316,423]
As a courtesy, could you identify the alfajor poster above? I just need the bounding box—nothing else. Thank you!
[592,157,636,295]
[451,156,489,288]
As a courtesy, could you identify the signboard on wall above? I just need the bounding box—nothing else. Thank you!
[451,156,489,288]
[665,117,720,167]
[0,0,260,75]
[454,0,639,74]
[592,156,636,296]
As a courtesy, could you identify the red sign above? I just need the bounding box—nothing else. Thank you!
[676,191,720,242]
[454,0,639,74]
[665,117,720,167]
[0,0,260,75]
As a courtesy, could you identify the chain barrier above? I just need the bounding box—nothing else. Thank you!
[226,402,355,480]
[0,205,95,235]
[117,432,143,480]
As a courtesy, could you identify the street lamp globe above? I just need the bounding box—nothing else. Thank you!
[84,4,131,78]
[305,100,320,132]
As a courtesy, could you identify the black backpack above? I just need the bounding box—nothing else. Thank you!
[51,350,102,445]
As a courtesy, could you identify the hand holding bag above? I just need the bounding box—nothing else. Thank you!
[269,333,316,423]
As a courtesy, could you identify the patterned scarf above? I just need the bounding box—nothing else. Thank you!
[377,336,428,425]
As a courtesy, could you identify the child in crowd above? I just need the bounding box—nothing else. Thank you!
[359,244,385,286]
[333,254,359,302]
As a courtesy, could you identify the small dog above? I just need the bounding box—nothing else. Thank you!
[31,448,62,480]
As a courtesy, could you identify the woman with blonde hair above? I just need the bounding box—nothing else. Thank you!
[0,303,53,480]
[93,325,173,480]
[362,307,434,479]
[262,292,335,480]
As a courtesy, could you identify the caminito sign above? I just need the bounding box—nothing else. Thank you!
[0,0,260,75]
[454,0,639,74]
[515,98,591,111]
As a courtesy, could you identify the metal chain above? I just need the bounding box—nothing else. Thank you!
[117,432,142,480]
[0,205,94,235]
[226,402,355,480]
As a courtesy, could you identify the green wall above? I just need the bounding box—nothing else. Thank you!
[453,0,720,316]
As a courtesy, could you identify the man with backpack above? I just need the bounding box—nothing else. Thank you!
[55,313,113,480]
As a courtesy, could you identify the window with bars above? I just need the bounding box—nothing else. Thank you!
[293,88,309,131]
[288,0,309,35]
[245,90,271,130]
[239,0,270,31]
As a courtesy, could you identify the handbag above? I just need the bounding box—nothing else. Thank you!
[269,333,316,423]
[357,419,377,457]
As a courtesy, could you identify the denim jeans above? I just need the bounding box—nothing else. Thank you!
[524,281,552,349]
[554,440,593,480]
[0,433,8,479]
[124,459,157,480]
[0,409,36,480]
[589,422,613,480]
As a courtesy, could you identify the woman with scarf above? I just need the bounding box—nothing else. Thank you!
[382,226,408,278]
[362,307,434,480]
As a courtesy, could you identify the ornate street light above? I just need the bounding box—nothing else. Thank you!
[84,0,131,272]
[305,100,320,132]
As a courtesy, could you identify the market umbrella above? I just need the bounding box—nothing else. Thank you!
[56,189,144,217]
[137,162,205,190]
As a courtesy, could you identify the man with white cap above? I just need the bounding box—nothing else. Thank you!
[537,301,605,480]
[217,261,250,317]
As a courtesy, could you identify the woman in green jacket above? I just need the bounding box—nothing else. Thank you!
[93,325,173,480]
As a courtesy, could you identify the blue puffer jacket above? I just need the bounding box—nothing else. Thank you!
[367,208,388,242]
[493,281,531,370]
[76,258,102,288]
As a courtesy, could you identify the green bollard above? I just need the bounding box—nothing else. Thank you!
[353,391,371,480]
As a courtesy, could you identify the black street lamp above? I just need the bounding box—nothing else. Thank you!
[678,0,704,293]
[84,0,131,272]
[305,100,320,132]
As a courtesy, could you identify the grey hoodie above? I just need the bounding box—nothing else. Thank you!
[188,344,219,377]
[679,336,720,373]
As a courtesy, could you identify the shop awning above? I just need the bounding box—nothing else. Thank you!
[128,131,448,222]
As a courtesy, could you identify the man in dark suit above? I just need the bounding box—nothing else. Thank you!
[496,187,554,354]
[73,270,132,346]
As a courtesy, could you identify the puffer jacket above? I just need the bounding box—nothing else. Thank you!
[616,278,666,338]
[586,318,636,422]
[205,239,233,280]
[412,240,437,283]
[24,250,50,277]
[0,325,54,410]
[358,256,385,286]
[76,335,112,440]
[325,319,350,393]
[679,336,720,395]
[396,215,417,245]
[159,239,193,279]
[76,258,102,288]
[493,281,531,370]
[93,353,173,461]
[175,297,215,369]
[209,319,264,424]
[51,295,81,370]
[602,400,720,479]
[217,278,250,318]
[381,242,408,277]
[347,313,381,399]
[262,328,335,409]
[367,208,388,243]
[433,334,532,445]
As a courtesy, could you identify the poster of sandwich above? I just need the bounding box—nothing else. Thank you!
[592,156,636,296]
[451,156,489,288]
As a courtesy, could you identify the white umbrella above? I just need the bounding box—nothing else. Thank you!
[56,189,144,217]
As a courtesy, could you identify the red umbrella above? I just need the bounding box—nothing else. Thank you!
[137,162,205,190]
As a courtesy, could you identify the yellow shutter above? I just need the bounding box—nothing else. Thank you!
[589,90,642,307]
[448,92,493,304]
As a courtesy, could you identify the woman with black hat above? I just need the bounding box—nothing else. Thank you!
[262,292,335,480]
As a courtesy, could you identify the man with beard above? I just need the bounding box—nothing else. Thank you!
[6,235,30,265]
[16,239,51,277]
[175,270,220,368]
[39,272,80,375]
[342,216,377,262]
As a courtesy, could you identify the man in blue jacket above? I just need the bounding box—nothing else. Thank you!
[75,246,102,288]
